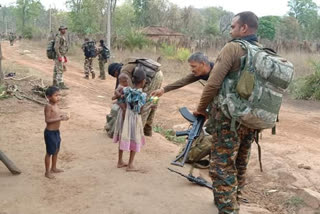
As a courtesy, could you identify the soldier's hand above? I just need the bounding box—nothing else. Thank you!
[64,56,68,63]
[151,88,164,97]
[193,110,208,119]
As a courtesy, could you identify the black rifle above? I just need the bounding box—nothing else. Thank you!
[171,107,205,167]
[168,168,212,190]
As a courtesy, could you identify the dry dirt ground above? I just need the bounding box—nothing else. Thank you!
[1,40,320,214]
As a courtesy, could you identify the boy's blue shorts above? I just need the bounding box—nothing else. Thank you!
[44,129,61,155]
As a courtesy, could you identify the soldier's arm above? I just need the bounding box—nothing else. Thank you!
[163,73,200,93]
[120,64,136,87]
[54,36,62,58]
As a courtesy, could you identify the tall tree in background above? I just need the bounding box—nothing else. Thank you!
[288,0,319,39]
[288,0,318,27]
[258,16,281,40]
[132,0,149,26]
[67,0,101,35]
[15,0,44,38]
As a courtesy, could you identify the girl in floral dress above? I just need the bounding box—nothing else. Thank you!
[113,68,147,171]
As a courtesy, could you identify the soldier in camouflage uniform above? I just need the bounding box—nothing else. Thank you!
[193,12,259,214]
[8,32,16,46]
[82,38,96,79]
[53,26,69,89]
[96,39,110,80]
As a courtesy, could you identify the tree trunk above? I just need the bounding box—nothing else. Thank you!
[106,0,112,50]
[0,42,3,85]
[0,150,22,175]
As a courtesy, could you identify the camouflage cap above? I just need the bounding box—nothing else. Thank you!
[58,25,68,30]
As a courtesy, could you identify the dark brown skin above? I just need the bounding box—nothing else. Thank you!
[44,91,69,179]
[44,91,69,130]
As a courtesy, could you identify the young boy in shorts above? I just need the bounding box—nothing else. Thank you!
[44,86,69,179]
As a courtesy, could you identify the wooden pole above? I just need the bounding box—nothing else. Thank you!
[0,150,22,175]
[106,0,111,50]
[0,41,4,85]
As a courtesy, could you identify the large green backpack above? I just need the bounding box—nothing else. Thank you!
[218,40,294,130]
[47,40,56,59]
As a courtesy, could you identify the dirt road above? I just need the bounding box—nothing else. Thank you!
[1,40,320,214]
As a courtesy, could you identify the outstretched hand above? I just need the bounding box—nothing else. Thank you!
[151,88,164,97]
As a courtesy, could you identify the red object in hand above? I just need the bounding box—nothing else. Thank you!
[58,57,63,62]
[64,56,68,63]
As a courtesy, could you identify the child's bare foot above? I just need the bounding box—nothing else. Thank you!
[51,168,64,173]
[126,165,140,172]
[117,162,128,168]
[45,172,55,179]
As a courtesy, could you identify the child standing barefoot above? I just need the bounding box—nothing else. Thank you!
[113,68,147,171]
[44,86,69,179]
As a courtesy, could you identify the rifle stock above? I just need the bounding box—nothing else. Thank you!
[171,107,205,167]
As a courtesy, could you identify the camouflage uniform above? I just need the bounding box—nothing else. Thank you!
[141,70,163,134]
[209,110,255,214]
[97,45,109,79]
[9,33,16,46]
[53,33,68,87]
[82,42,95,79]
[105,104,119,138]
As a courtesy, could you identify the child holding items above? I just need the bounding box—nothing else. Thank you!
[113,68,147,171]
[44,86,69,179]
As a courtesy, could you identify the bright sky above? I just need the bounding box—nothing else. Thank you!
[2,0,320,17]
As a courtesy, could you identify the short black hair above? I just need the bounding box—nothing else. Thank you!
[100,40,104,45]
[45,86,59,97]
[132,66,146,85]
[108,63,123,77]
[234,11,259,30]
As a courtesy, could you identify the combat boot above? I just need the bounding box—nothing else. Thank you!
[92,72,95,79]
[59,82,69,90]
[53,80,59,87]
[144,126,153,137]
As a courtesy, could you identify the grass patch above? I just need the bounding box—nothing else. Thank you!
[153,125,186,144]
[285,196,304,208]
[0,84,10,100]
[289,61,320,100]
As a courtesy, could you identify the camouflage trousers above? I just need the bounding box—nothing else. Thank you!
[141,70,163,135]
[99,59,107,78]
[9,40,14,46]
[209,111,255,214]
[53,59,66,86]
[105,70,163,137]
[84,57,94,76]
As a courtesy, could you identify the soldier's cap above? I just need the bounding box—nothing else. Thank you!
[59,25,68,30]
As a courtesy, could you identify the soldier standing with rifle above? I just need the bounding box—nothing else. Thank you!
[193,11,260,214]
[53,26,69,89]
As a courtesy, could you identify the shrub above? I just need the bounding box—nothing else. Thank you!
[290,61,320,100]
[175,48,191,62]
[159,43,176,59]
[123,31,150,52]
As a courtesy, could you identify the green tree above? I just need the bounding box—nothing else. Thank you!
[288,0,318,28]
[67,0,102,35]
[258,16,281,40]
[113,0,136,37]
[15,0,45,38]
[277,16,302,40]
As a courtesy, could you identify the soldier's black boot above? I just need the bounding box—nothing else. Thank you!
[92,72,95,79]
